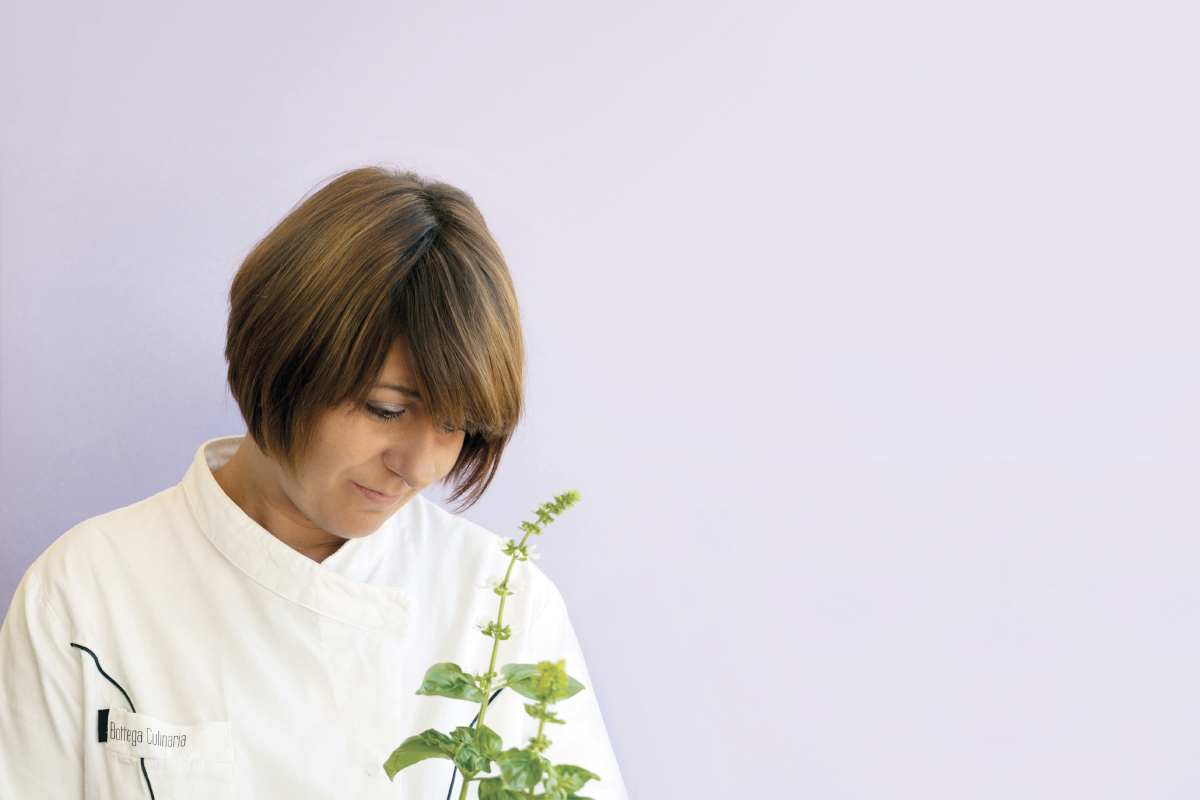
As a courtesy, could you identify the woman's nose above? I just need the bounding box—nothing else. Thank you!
[383,420,441,489]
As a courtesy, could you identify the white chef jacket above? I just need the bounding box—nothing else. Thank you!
[0,437,627,800]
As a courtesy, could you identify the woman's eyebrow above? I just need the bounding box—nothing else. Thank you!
[375,383,421,398]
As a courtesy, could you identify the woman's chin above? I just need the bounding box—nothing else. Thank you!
[335,505,405,539]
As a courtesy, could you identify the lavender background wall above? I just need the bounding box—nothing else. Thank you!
[3,2,1198,797]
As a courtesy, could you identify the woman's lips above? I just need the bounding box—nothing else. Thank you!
[352,481,402,507]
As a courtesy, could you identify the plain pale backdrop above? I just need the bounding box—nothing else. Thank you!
[2,1,1199,798]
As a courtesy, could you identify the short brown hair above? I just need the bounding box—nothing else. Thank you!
[226,167,523,508]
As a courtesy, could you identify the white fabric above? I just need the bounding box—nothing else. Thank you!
[0,437,627,800]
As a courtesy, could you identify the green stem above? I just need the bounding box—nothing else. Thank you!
[535,702,547,750]
[475,530,535,730]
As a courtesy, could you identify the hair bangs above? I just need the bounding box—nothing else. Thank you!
[397,236,523,507]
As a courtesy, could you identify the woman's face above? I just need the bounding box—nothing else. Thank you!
[276,336,466,539]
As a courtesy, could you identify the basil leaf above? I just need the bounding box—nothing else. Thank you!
[555,765,600,794]
[501,661,586,703]
[478,777,525,799]
[382,729,455,780]
[475,723,504,758]
[497,747,546,790]
[416,663,485,703]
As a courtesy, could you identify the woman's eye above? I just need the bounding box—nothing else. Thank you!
[365,402,406,421]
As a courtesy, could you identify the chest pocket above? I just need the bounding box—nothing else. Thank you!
[76,645,238,800]
[102,708,236,800]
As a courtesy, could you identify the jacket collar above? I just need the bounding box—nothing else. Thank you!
[181,436,415,639]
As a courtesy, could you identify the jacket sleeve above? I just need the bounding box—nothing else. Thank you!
[522,583,629,800]
[0,568,85,799]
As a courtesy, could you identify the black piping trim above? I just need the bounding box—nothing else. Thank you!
[70,644,136,712]
[71,643,156,800]
[140,760,156,800]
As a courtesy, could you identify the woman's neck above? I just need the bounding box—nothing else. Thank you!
[212,438,347,563]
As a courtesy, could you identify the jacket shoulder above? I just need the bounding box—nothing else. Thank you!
[398,495,559,604]
[24,486,189,610]
[404,494,505,551]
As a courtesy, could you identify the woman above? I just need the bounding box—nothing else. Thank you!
[0,168,627,799]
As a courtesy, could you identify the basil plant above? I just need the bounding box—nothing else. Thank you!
[384,491,600,800]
